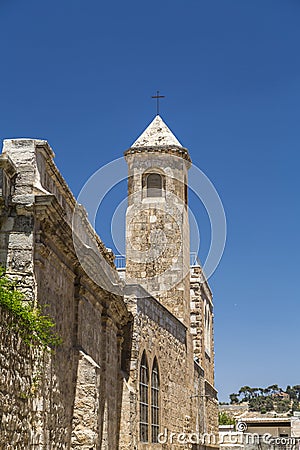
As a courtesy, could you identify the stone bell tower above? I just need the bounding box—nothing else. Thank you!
[124,115,191,325]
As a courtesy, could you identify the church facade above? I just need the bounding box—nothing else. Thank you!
[0,116,218,449]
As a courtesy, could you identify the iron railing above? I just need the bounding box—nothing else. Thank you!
[115,253,201,269]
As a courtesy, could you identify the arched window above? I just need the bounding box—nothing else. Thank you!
[139,352,149,442]
[151,358,160,443]
[147,173,163,197]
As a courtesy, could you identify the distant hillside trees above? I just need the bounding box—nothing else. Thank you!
[229,385,300,414]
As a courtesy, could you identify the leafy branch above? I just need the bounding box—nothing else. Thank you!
[0,267,61,349]
[219,412,235,425]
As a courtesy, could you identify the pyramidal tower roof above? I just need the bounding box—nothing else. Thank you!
[131,115,183,148]
[125,115,191,162]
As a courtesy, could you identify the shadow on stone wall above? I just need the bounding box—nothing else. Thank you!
[0,307,49,448]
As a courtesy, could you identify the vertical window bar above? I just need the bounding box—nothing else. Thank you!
[151,359,160,443]
[139,353,149,442]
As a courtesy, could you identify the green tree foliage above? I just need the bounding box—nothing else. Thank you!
[249,396,273,413]
[292,400,300,412]
[268,384,280,395]
[238,386,253,402]
[0,267,61,348]
[229,384,300,414]
[219,412,235,425]
[287,386,300,401]
[229,393,239,404]
[276,399,290,413]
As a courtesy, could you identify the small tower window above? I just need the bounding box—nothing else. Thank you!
[139,351,149,442]
[147,173,163,197]
[151,358,160,443]
[184,175,188,206]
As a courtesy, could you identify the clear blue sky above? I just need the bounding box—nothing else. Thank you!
[1,0,299,401]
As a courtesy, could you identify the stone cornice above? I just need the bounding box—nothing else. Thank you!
[34,193,115,268]
[34,193,130,325]
[34,194,113,279]
[124,145,192,164]
[0,154,17,178]
[194,359,205,378]
[34,142,115,268]
[205,379,218,400]
[35,140,55,159]
[36,144,76,213]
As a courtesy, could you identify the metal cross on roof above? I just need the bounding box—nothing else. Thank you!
[151,90,165,115]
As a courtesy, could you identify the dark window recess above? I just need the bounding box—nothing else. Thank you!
[147,173,162,197]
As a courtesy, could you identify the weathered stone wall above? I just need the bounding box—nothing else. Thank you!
[119,285,218,450]
[0,306,52,449]
[0,139,131,449]
[190,265,215,386]
[125,151,191,327]
[190,265,218,438]
[120,285,189,450]
[123,132,218,449]
[0,134,219,450]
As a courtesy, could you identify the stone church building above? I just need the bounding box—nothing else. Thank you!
[0,115,218,449]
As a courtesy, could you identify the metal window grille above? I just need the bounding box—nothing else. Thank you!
[151,359,160,443]
[139,353,149,442]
